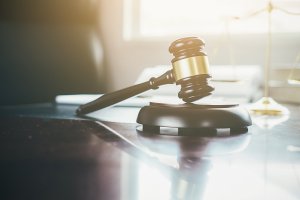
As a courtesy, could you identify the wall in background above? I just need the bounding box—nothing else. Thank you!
[99,0,300,93]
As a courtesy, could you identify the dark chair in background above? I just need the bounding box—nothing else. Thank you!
[0,0,104,105]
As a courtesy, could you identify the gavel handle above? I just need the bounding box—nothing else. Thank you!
[76,70,174,115]
[76,81,153,115]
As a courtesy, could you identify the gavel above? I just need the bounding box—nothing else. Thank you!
[76,37,214,115]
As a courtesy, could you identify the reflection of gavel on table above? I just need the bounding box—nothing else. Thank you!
[76,37,214,115]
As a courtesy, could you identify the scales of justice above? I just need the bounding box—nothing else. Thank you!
[229,0,300,115]
[76,37,252,135]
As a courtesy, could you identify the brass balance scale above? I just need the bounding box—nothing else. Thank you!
[214,0,300,116]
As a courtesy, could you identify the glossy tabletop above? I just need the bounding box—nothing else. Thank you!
[0,103,300,200]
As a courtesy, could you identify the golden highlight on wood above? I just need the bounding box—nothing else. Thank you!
[172,56,209,81]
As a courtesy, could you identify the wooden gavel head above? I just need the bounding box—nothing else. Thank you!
[169,37,214,102]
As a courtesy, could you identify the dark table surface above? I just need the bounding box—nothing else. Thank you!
[0,103,299,200]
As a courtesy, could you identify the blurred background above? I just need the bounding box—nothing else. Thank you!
[1,0,300,105]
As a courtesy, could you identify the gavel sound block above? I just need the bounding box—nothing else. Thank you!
[76,37,252,135]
